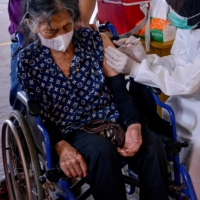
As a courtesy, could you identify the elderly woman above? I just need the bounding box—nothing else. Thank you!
[17,0,169,199]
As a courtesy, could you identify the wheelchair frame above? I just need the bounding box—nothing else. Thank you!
[1,22,197,200]
[1,85,198,200]
[1,91,93,200]
[99,21,198,200]
[151,88,197,200]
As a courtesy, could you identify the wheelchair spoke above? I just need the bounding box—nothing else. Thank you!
[2,111,45,200]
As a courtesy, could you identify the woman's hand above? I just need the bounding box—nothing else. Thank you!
[55,140,88,178]
[117,123,142,157]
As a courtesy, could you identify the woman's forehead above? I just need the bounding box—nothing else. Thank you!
[39,10,73,29]
[51,10,71,21]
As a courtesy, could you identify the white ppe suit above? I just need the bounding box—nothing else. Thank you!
[132,28,200,198]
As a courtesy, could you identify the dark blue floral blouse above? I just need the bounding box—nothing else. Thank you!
[17,28,119,134]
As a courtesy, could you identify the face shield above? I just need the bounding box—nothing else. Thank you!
[166,0,200,29]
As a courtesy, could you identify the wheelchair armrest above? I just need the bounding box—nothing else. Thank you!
[17,91,40,116]
[150,88,179,142]
[16,33,23,48]
[150,87,162,95]
[17,91,54,169]
[27,100,40,116]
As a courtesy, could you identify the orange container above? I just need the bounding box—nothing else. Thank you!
[97,0,150,34]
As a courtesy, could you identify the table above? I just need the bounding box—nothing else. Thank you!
[141,39,174,57]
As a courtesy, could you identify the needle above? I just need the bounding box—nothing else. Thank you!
[120,38,141,47]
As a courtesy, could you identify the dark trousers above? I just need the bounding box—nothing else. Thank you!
[65,127,169,200]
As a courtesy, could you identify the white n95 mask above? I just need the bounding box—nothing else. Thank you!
[38,30,74,52]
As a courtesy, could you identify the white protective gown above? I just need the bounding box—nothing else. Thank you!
[132,28,200,198]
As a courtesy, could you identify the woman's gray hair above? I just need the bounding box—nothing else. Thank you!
[19,0,80,45]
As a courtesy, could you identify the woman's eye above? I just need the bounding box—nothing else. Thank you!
[64,24,72,30]
[64,26,70,30]
[46,29,56,34]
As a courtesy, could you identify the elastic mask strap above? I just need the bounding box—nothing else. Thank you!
[26,0,29,13]
[188,12,200,20]
[21,0,33,22]
[193,21,200,29]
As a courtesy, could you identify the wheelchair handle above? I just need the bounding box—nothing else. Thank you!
[151,87,162,95]
[16,33,24,48]
[181,141,189,148]
[98,21,119,41]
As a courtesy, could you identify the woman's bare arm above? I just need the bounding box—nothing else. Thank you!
[100,33,118,77]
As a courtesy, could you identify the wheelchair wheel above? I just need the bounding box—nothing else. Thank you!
[1,110,44,200]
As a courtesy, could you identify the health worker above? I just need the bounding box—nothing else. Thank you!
[105,0,200,198]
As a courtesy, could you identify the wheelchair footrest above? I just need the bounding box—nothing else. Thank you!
[122,174,140,187]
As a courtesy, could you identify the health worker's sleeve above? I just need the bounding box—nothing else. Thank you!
[131,29,200,96]
[133,55,200,96]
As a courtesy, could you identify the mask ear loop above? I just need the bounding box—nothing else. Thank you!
[188,16,200,29]
[194,21,200,29]
[21,0,33,23]
[188,12,200,20]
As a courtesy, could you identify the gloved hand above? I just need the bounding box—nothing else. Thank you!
[113,36,146,63]
[105,46,140,76]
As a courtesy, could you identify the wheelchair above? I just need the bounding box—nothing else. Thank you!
[1,88,198,200]
[1,23,198,200]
